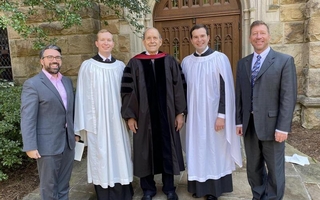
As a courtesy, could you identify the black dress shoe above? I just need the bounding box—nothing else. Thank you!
[141,195,152,200]
[207,195,217,200]
[192,193,199,198]
[167,192,178,200]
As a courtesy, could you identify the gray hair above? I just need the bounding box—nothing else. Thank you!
[39,45,61,59]
[142,27,162,40]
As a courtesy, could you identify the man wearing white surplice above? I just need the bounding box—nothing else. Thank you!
[74,29,133,200]
[181,24,242,200]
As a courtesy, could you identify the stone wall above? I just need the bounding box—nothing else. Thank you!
[5,0,320,129]
[284,0,320,129]
[8,3,131,87]
[301,0,320,129]
[263,0,320,129]
[280,0,304,125]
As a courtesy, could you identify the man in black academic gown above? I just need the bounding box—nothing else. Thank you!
[121,27,187,200]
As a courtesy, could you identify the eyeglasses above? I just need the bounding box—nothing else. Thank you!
[42,55,62,61]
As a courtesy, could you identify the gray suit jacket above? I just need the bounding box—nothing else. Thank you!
[21,71,75,155]
[236,48,297,140]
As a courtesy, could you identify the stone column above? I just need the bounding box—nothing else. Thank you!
[127,0,158,56]
[300,0,320,129]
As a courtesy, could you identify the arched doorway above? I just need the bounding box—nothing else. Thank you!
[153,0,241,78]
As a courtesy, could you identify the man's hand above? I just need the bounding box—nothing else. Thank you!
[215,117,225,132]
[128,118,138,133]
[26,150,41,159]
[175,114,184,131]
[236,127,243,136]
[275,131,288,143]
[75,135,81,142]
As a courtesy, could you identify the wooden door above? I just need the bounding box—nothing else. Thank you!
[199,16,240,80]
[155,20,194,63]
[154,0,241,78]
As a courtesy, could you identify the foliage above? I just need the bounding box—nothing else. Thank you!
[0,82,24,181]
[0,0,151,49]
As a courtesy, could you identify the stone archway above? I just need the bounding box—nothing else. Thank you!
[134,0,253,57]
[131,0,267,60]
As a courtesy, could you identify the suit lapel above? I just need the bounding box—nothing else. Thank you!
[256,49,275,80]
[39,71,66,110]
[61,76,72,111]
[245,54,254,81]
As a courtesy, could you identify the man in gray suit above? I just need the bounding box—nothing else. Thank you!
[235,21,297,200]
[21,45,79,200]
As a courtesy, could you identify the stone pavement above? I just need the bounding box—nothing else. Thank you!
[23,143,320,200]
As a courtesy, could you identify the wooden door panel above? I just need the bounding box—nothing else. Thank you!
[156,16,240,78]
[157,20,193,62]
[198,16,240,79]
[154,0,241,20]
[154,0,241,79]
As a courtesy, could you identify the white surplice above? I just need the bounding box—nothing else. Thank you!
[181,51,242,182]
[74,58,133,188]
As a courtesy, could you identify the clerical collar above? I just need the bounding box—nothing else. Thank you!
[134,51,167,59]
[195,46,209,56]
[98,53,112,62]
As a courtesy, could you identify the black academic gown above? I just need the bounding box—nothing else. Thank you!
[121,52,186,178]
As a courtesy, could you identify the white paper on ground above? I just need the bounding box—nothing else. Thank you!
[285,153,310,166]
[74,141,85,161]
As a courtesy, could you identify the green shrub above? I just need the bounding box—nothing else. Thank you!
[0,82,25,181]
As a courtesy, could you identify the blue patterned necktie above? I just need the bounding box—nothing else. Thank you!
[250,55,261,112]
[251,55,261,86]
